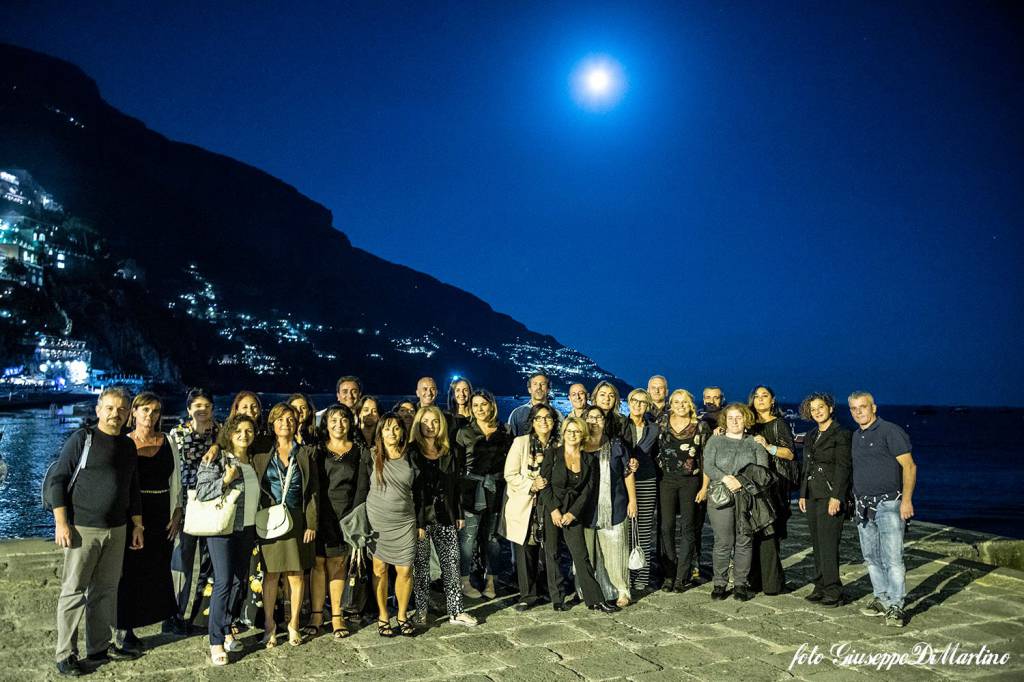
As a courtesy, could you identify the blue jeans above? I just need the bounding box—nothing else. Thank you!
[206,527,255,645]
[459,510,502,577]
[856,499,906,609]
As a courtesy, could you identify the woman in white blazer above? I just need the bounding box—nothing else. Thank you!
[503,403,559,611]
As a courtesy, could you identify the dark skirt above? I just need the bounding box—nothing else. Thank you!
[117,491,177,628]
[260,508,315,573]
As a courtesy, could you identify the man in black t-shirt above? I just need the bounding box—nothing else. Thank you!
[46,387,143,676]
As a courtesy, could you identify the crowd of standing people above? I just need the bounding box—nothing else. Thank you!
[43,372,918,676]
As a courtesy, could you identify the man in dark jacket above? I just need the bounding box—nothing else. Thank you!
[46,386,144,676]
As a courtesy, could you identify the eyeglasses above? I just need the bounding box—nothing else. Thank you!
[585,415,605,423]
[628,398,649,405]
[533,415,554,422]
[564,429,585,437]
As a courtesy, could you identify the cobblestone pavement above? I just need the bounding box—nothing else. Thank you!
[1,517,1021,681]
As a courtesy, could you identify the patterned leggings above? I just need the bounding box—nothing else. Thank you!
[414,524,463,618]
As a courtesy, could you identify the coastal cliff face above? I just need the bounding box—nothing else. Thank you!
[0,43,624,394]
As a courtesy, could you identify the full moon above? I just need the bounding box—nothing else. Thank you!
[571,56,625,110]
[585,67,612,94]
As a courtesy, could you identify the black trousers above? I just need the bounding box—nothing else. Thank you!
[806,497,844,599]
[658,475,701,584]
[693,500,706,570]
[749,533,785,595]
[543,517,605,606]
[514,542,544,601]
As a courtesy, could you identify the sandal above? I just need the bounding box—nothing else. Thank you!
[396,617,416,637]
[331,611,351,639]
[377,619,396,638]
[261,626,278,649]
[287,624,303,647]
[301,613,324,637]
[210,645,228,666]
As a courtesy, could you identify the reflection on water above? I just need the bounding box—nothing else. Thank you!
[0,408,85,538]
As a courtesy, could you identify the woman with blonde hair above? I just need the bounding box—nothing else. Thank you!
[656,389,711,592]
[410,406,477,627]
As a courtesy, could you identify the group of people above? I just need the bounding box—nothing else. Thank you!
[44,373,918,676]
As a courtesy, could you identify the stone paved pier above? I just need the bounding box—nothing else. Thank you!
[1,516,1021,681]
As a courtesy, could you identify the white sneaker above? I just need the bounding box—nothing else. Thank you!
[223,637,243,653]
[449,612,478,627]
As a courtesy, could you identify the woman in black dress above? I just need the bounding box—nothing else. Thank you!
[747,385,797,595]
[309,404,369,638]
[115,392,182,651]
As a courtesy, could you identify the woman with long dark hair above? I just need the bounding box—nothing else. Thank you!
[581,405,636,607]
[747,385,797,596]
[455,390,512,599]
[798,393,852,607]
[355,395,380,449]
[309,404,369,638]
[503,402,557,611]
[366,413,417,636]
[287,393,317,446]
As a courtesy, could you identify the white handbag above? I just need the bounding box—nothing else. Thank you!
[183,487,241,537]
[628,516,646,571]
[255,459,295,540]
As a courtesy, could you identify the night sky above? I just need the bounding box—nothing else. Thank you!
[5,1,1022,406]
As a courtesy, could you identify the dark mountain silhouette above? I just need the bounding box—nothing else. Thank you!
[0,43,625,394]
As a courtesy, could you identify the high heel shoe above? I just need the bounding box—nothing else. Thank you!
[287,624,303,647]
[261,627,278,649]
[331,611,351,640]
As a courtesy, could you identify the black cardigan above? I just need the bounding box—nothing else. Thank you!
[540,446,594,522]
[410,443,463,528]
[800,422,853,500]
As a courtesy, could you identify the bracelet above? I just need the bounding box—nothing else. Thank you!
[769,445,779,456]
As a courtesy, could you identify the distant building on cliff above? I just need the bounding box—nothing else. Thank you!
[0,169,106,288]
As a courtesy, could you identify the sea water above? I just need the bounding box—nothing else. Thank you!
[1,396,1020,539]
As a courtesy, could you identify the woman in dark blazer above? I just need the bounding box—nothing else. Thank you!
[798,392,852,607]
[540,416,619,613]
[252,402,318,648]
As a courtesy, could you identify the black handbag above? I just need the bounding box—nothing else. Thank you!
[709,482,734,509]
[342,548,370,613]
